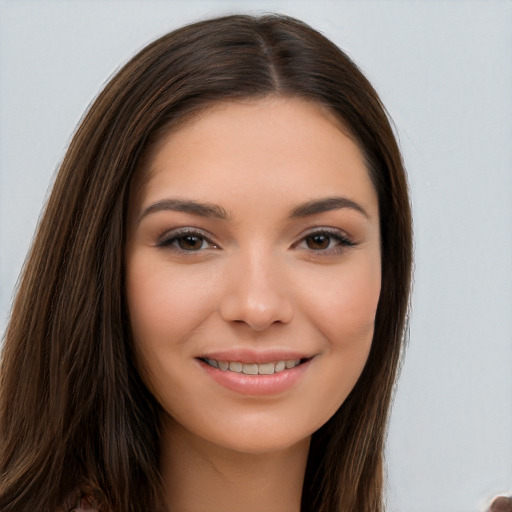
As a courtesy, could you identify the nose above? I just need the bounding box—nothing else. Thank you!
[219,249,294,331]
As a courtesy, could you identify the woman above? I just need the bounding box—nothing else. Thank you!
[0,13,411,512]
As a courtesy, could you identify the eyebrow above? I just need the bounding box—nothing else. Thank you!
[138,198,230,223]
[138,195,369,224]
[290,196,369,219]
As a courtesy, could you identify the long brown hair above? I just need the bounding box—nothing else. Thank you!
[0,14,412,512]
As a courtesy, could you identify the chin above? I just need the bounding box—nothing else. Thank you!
[213,430,312,457]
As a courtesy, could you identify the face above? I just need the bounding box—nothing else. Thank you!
[125,96,381,455]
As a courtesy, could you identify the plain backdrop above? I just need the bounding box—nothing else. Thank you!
[1,1,511,511]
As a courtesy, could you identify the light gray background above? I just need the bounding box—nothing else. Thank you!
[1,1,511,511]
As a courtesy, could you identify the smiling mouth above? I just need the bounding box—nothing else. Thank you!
[199,358,309,375]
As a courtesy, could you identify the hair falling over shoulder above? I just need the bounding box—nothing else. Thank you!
[0,13,412,512]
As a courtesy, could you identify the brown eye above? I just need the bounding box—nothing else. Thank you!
[305,234,331,250]
[295,229,355,255]
[156,230,217,252]
[177,235,205,251]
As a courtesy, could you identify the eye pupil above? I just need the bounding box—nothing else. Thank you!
[306,234,330,250]
[178,235,203,250]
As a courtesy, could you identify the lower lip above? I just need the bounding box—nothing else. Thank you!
[199,359,312,396]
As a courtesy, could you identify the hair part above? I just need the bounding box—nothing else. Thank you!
[0,14,412,512]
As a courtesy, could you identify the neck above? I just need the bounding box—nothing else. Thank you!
[159,418,310,512]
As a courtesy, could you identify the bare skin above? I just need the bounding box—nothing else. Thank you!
[160,418,309,512]
[125,96,381,511]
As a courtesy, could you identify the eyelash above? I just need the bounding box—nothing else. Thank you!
[156,228,218,253]
[156,227,355,255]
[293,228,355,255]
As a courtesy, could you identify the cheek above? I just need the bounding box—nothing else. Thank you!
[125,260,215,403]
[303,266,380,425]
[302,258,381,351]
[126,257,217,346]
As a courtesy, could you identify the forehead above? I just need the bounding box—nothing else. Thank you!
[135,96,378,220]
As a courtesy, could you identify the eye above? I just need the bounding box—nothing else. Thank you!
[305,233,334,250]
[295,228,355,254]
[156,229,218,253]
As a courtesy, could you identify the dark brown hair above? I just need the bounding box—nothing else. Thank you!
[0,14,412,512]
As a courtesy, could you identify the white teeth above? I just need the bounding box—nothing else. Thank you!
[205,358,303,374]
[229,361,242,373]
[242,363,259,375]
[274,361,286,372]
[258,362,275,375]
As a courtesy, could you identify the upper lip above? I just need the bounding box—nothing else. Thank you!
[197,348,313,364]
